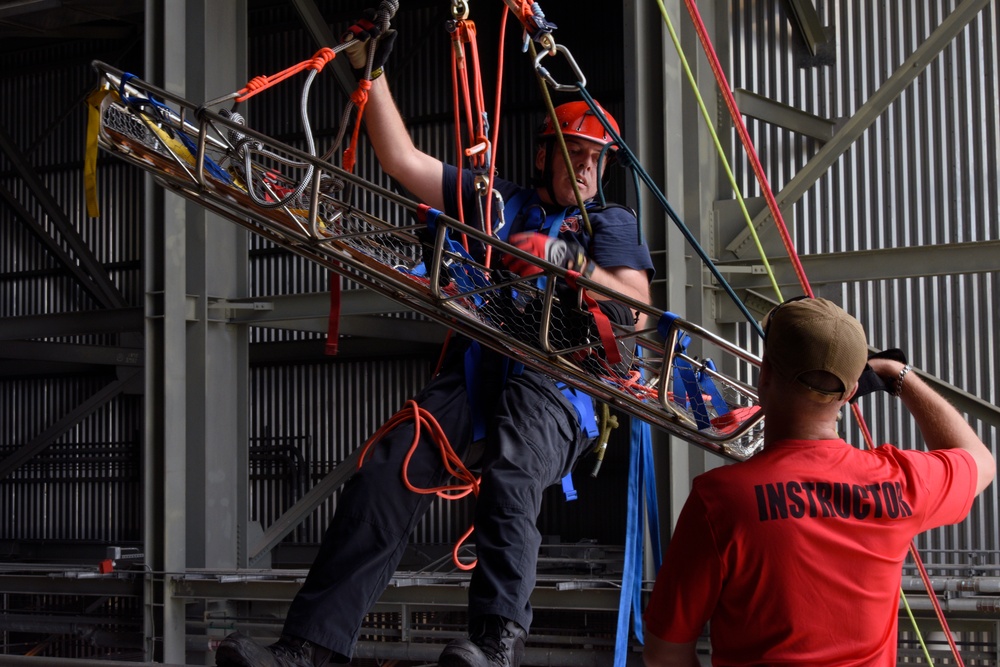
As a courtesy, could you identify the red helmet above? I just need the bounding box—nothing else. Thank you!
[538,101,620,148]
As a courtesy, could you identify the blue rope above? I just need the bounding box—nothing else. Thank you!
[577,86,765,340]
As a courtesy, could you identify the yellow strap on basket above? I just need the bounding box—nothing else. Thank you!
[84,87,111,218]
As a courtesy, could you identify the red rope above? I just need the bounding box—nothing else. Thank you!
[450,18,494,253]
[343,78,372,173]
[481,5,510,269]
[680,0,812,299]
[450,28,470,251]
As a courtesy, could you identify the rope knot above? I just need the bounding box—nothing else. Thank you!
[244,75,268,93]
[308,47,336,71]
[350,81,371,107]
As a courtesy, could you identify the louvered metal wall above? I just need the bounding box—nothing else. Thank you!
[729,0,999,568]
[0,35,145,549]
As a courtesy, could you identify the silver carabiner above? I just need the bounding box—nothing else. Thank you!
[533,43,586,93]
[451,0,469,20]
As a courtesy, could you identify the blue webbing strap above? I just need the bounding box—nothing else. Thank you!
[674,355,711,430]
[615,347,662,666]
[656,311,680,340]
[699,359,731,420]
[632,417,663,644]
[556,383,599,439]
[498,190,535,242]
[659,312,712,430]
[561,475,578,502]
[553,381,599,503]
[119,73,233,185]
[615,425,642,667]
[405,206,489,306]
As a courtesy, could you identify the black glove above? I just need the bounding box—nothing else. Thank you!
[341,9,397,78]
[851,348,908,402]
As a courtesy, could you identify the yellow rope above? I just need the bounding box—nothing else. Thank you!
[900,586,935,663]
[655,0,783,302]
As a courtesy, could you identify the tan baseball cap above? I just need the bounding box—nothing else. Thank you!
[762,297,869,401]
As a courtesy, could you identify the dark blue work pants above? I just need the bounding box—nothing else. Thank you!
[282,350,593,660]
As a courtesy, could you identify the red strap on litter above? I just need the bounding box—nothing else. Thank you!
[566,272,621,366]
[324,271,341,356]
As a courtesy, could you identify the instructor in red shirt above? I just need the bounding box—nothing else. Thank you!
[643,297,995,667]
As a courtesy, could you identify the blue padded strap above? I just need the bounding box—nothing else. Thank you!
[561,474,578,502]
[698,358,731,419]
[556,383,599,438]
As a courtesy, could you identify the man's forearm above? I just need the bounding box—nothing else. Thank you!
[359,76,446,209]
[870,358,995,494]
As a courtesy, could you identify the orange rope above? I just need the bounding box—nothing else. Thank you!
[342,78,372,173]
[358,399,481,570]
[450,18,493,253]
[450,22,470,250]
[480,6,510,268]
[235,47,337,103]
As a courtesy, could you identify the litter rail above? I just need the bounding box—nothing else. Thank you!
[90,60,764,461]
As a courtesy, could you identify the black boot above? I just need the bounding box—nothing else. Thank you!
[439,615,527,667]
[216,632,331,667]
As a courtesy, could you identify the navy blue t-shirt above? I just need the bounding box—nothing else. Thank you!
[440,164,654,279]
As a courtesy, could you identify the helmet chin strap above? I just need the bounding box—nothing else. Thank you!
[530,139,559,205]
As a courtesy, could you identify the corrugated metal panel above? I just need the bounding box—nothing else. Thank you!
[0,31,145,553]
[730,0,998,560]
[0,379,142,542]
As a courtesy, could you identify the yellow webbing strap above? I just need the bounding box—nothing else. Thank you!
[84,87,111,218]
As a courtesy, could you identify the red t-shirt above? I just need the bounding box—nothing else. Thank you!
[643,439,977,666]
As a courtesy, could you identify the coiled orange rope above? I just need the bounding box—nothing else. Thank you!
[358,399,481,570]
